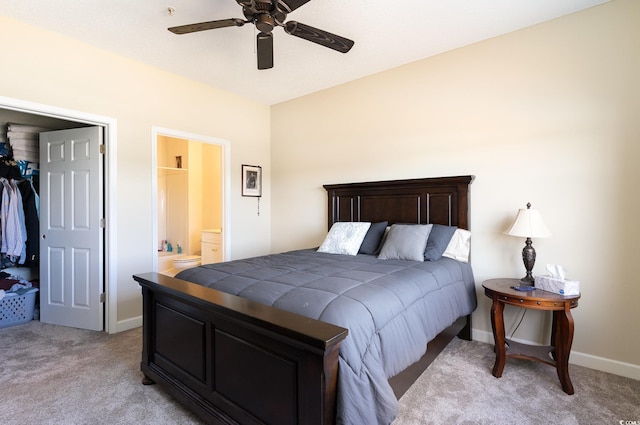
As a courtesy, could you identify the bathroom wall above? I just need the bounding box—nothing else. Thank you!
[188,140,202,256]
[157,136,189,253]
[202,143,223,232]
[187,140,223,256]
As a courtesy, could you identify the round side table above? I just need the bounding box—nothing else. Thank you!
[482,278,580,395]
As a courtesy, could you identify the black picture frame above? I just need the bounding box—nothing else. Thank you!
[241,164,262,197]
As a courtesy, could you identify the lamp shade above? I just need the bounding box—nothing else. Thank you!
[505,204,551,238]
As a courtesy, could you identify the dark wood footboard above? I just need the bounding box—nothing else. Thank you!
[134,272,348,425]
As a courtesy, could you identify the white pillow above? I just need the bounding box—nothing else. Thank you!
[442,229,471,263]
[377,224,433,261]
[317,222,371,256]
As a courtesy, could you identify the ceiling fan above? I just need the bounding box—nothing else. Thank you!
[168,0,354,70]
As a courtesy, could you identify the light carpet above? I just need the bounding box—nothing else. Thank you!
[395,338,639,424]
[1,321,638,424]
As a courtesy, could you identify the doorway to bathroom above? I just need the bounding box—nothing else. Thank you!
[151,127,230,276]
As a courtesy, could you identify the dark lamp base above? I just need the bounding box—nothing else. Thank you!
[521,237,536,286]
[520,275,535,285]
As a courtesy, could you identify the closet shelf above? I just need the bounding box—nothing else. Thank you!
[158,166,188,176]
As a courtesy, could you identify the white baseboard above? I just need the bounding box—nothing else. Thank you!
[569,351,640,381]
[472,329,640,381]
[112,316,142,334]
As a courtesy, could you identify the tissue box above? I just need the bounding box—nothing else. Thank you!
[535,275,580,296]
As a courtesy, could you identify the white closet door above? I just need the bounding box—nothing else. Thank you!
[39,126,104,331]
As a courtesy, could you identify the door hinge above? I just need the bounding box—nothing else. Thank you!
[99,144,106,154]
[100,218,106,228]
[100,293,106,303]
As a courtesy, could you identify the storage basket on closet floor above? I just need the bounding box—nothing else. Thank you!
[0,288,38,329]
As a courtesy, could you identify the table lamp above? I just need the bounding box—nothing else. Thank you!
[504,203,551,284]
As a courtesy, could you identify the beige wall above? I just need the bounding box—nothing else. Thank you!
[271,0,639,374]
[0,15,271,326]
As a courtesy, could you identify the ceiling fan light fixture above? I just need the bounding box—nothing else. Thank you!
[255,13,275,32]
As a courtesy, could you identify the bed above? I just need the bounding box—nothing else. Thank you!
[133,175,476,425]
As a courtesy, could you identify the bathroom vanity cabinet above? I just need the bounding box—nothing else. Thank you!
[201,230,223,264]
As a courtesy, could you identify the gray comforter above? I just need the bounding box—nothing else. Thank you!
[176,249,477,425]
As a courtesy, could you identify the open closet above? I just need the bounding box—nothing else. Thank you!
[0,109,86,329]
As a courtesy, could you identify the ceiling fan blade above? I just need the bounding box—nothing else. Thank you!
[257,32,274,70]
[277,0,312,13]
[284,21,354,53]
[168,18,245,35]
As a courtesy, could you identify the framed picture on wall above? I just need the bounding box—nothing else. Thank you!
[242,164,262,197]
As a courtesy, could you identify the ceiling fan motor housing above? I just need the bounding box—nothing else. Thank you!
[241,0,287,31]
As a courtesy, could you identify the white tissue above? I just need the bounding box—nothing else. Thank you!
[546,264,567,281]
[536,265,579,296]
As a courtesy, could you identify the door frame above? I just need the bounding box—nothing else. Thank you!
[0,95,118,333]
[151,126,231,266]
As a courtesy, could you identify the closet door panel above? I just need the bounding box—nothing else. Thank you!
[47,247,65,305]
[48,171,65,228]
[40,126,104,331]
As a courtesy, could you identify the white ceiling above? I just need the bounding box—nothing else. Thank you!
[1,0,608,105]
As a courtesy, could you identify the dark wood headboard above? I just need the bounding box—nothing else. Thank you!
[324,175,474,231]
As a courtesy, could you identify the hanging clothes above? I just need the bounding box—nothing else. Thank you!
[18,177,39,266]
[0,178,28,265]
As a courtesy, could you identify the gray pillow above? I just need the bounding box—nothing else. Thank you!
[358,221,388,255]
[424,224,458,261]
[378,224,433,261]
